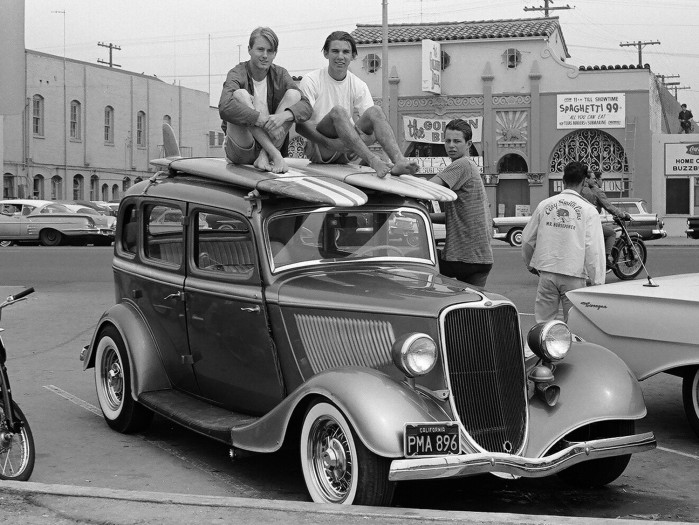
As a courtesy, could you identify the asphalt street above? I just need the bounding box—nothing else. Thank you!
[0,238,698,524]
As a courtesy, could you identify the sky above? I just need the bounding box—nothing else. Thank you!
[21,0,699,111]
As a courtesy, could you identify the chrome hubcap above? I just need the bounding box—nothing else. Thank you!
[309,417,352,502]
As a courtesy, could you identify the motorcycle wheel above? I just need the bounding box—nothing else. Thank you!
[612,238,647,280]
[0,400,35,481]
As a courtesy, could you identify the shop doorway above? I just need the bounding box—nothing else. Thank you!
[496,179,530,217]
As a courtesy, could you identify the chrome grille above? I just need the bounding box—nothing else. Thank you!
[443,305,527,454]
[295,314,395,373]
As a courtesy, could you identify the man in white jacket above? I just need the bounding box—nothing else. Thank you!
[522,161,605,322]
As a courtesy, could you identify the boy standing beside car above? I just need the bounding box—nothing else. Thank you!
[522,161,605,323]
[219,27,312,174]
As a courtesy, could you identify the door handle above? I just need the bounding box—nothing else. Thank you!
[240,305,260,313]
[163,291,183,301]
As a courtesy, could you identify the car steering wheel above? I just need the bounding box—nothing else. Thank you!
[351,244,403,258]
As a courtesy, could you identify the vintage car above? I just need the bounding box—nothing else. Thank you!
[79,145,655,505]
[0,199,116,246]
[686,217,699,239]
[567,273,699,439]
[492,198,666,247]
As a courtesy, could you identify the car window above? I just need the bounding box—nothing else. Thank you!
[21,205,35,216]
[120,204,138,254]
[193,210,256,278]
[267,208,433,272]
[144,203,184,265]
[1,204,20,215]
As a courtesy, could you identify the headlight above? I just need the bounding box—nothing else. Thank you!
[527,320,571,362]
[392,333,437,377]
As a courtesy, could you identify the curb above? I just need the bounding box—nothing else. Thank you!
[0,480,688,525]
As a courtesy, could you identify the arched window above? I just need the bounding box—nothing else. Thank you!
[73,174,84,200]
[33,174,45,199]
[136,111,146,147]
[90,174,100,201]
[32,95,44,136]
[104,106,114,143]
[549,129,628,174]
[101,183,109,201]
[70,100,82,140]
[134,177,143,184]
[51,176,63,200]
[3,173,16,199]
[122,177,131,192]
[111,184,119,200]
[497,154,528,173]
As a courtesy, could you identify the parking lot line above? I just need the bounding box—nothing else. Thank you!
[657,446,699,461]
[43,385,265,497]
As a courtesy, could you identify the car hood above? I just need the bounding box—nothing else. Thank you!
[272,266,485,316]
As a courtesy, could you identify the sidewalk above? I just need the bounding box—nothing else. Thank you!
[0,481,690,525]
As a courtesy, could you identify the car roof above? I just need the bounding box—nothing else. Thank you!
[1,199,53,206]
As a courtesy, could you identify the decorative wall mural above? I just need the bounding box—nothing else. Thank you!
[496,110,528,147]
[549,129,628,173]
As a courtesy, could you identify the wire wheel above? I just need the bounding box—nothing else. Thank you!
[0,400,35,481]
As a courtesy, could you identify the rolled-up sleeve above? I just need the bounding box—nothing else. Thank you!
[218,66,259,126]
[278,68,312,124]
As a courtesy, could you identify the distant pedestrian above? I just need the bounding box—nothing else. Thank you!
[521,161,605,323]
[429,119,493,288]
[679,104,694,134]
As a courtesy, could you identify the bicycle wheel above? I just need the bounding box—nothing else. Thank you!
[612,239,646,280]
[0,400,36,480]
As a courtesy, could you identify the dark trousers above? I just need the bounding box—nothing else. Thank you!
[438,258,492,288]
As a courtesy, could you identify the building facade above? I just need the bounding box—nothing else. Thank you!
[2,50,224,202]
[323,18,691,234]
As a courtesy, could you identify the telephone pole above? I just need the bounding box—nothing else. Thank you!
[619,40,660,68]
[669,85,691,100]
[656,74,680,85]
[523,0,572,17]
[97,42,121,68]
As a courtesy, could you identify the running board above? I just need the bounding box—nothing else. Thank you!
[139,390,259,445]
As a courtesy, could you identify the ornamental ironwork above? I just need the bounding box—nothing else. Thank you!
[549,129,628,174]
[527,173,545,186]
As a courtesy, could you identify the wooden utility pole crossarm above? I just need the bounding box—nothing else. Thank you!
[98,42,122,68]
[620,40,660,67]
[523,0,572,17]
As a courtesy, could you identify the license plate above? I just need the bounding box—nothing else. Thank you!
[404,422,461,457]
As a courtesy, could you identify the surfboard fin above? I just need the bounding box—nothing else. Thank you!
[162,123,182,157]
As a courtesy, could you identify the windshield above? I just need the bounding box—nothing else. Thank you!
[266,207,435,271]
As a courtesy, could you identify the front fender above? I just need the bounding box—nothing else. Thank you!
[231,367,449,458]
[83,301,170,398]
[525,341,646,458]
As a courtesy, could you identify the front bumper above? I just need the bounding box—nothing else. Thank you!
[389,431,656,481]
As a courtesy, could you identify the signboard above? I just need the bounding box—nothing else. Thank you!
[515,205,531,216]
[403,116,483,144]
[411,156,483,175]
[421,40,441,94]
[556,93,625,129]
[665,143,699,175]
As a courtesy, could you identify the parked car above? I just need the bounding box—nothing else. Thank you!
[492,198,666,247]
[80,157,655,506]
[686,217,699,239]
[567,273,699,439]
[0,199,115,246]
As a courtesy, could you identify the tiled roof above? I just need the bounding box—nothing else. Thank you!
[351,17,563,46]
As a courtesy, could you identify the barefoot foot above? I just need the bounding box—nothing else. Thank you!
[368,156,393,178]
[253,150,274,172]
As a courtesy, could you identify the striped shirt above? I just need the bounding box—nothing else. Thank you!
[431,157,493,264]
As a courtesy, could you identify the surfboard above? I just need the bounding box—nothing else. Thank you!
[286,158,457,202]
[151,124,367,207]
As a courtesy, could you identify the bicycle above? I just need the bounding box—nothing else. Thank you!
[0,287,36,480]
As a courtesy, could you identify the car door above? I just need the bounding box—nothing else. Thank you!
[0,203,22,239]
[137,200,199,393]
[185,207,284,415]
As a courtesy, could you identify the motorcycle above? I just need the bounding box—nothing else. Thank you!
[609,217,647,281]
[0,287,36,480]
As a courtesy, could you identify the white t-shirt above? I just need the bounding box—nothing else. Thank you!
[299,68,374,124]
[253,78,269,117]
